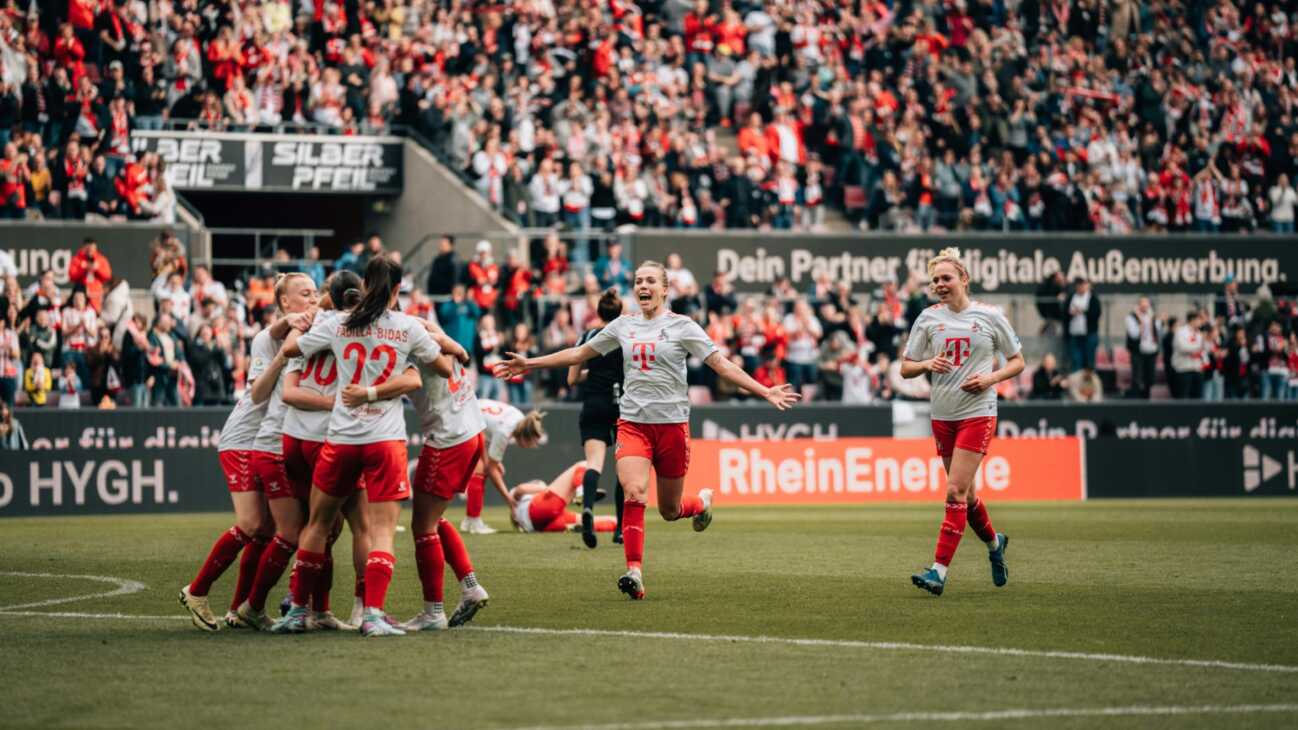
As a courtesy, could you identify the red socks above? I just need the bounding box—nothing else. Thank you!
[622,500,646,571]
[229,534,268,610]
[289,549,327,607]
[934,501,968,567]
[414,532,445,603]
[466,475,485,518]
[363,551,396,610]
[674,495,703,520]
[967,499,997,543]
[437,518,473,580]
[313,555,333,612]
[248,535,296,611]
[189,525,252,597]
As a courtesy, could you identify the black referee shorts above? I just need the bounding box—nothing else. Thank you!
[578,397,620,445]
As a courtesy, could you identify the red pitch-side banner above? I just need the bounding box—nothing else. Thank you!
[678,437,1084,504]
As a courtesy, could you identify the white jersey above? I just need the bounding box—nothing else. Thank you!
[296,309,442,444]
[480,399,525,462]
[903,302,1021,421]
[281,350,339,441]
[252,335,291,455]
[512,495,536,533]
[219,329,277,452]
[411,358,485,449]
[587,311,717,424]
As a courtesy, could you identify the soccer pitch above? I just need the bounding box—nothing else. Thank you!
[2,501,1296,729]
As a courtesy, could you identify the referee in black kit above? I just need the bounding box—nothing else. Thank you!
[567,288,626,548]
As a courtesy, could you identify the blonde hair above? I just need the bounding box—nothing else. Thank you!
[926,247,969,280]
[513,410,547,445]
[637,259,669,282]
[274,272,314,311]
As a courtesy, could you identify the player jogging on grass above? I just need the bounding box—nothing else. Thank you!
[178,284,311,632]
[510,462,619,534]
[271,255,448,637]
[237,271,372,631]
[341,324,494,632]
[460,400,546,534]
[567,288,626,548]
[496,260,800,600]
[901,247,1023,596]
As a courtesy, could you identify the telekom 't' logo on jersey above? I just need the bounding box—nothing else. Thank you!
[943,337,972,366]
[631,342,657,371]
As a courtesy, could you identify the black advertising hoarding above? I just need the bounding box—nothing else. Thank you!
[3,404,891,515]
[130,131,403,194]
[1086,439,1298,498]
[633,232,1298,294]
[1,222,194,289]
[995,402,1298,441]
[0,449,230,517]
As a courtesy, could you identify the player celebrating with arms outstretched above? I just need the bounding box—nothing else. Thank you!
[901,248,1024,596]
[496,261,800,600]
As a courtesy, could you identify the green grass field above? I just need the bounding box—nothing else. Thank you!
[3,500,1297,729]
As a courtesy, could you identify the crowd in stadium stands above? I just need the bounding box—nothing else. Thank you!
[0,227,1294,426]
[423,235,1298,405]
[0,230,404,417]
[6,1,1298,231]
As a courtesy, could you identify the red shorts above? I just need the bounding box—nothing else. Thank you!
[282,436,324,500]
[931,417,997,458]
[218,449,258,493]
[313,440,410,503]
[252,450,300,501]
[413,433,484,500]
[528,490,571,532]
[616,420,690,479]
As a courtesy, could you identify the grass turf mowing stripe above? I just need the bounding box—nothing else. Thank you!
[498,704,1298,730]
[464,625,1298,674]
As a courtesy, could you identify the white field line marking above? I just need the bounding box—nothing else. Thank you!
[0,610,186,620]
[463,625,1298,674]
[0,571,147,611]
[498,704,1298,730]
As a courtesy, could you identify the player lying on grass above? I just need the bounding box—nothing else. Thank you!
[509,462,619,534]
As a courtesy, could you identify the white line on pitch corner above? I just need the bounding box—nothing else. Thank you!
[496,704,1298,730]
[0,571,147,611]
[0,609,186,620]
[463,625,1298,675]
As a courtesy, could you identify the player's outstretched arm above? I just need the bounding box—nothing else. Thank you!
[495,344,600,379]
[704,351,801,411]
[339,366,421,407]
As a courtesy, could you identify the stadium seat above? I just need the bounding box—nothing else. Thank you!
[1095,346,1112,370]
[843,185,867,214]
